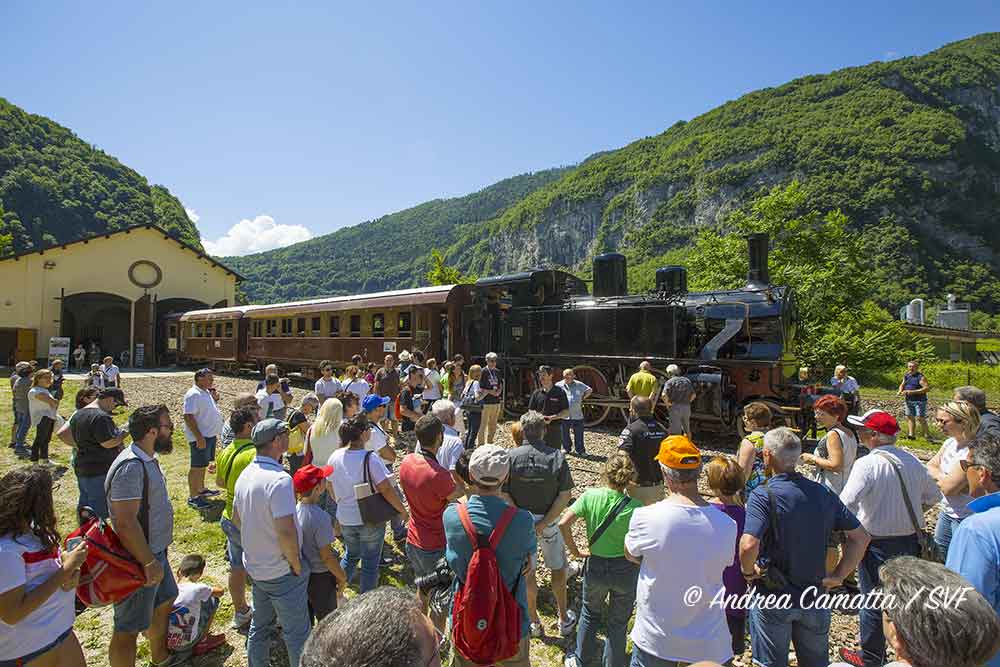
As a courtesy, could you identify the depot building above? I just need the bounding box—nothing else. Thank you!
[0,224,242,367]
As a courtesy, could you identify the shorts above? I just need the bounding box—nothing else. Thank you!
[405,543,445,578]
[0,627,72,667]
[189,436,217,468]
[114,550,179,633]
[904,400,928,418]
[529,519,568,571]
[220,516,245,572]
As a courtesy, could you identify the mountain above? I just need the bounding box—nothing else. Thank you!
[222,167,572,303]
[0,98,201,255]
[446,32,1000,308]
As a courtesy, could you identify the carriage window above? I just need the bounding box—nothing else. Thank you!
[372,313,385,338]
[266,319,277,337]
[252,320,263,337]
[224,321,233,338]
[190,324,197,338]
[295,317,306,336]
[311,317,321,336]
[350,314,361,337]
[329,315,340,337]
[398,311,412,338]
[213,323,221,337]
[281,319,293,336]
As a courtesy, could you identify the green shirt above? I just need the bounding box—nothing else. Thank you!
[569,487,642,559]
[626,370,658,399]
[216,437,257,520]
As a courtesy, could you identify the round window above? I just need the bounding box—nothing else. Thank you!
[128,260,163,288]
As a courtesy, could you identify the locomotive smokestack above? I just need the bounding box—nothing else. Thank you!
[746,233,770,289]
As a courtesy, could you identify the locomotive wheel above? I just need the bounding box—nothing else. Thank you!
[572,365,612,428]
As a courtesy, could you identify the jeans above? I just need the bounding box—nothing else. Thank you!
[77,473,110,520]
[749,605,831,667]
[340,522,386,593]
[857,534,920,667]
[13,410,29,449]
[464,410,482,450]
[574,556,639,667]
[561,419,586,455]
[935,512,962,562]
[629,646,733,667]
[247,570,311,667]
[31,416,53,461]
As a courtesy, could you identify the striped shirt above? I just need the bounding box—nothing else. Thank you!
[840,445,942,537]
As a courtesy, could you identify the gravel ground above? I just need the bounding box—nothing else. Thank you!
[105,375,940,666]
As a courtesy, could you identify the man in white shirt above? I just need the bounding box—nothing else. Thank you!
[233,418,310,667]
[102,355,122,388]
[314,361,342,404]
[625,435,736,666]
[256,374,286,421]
[424,399,467,494]
[182,368,224,511]
[837,410,942,667]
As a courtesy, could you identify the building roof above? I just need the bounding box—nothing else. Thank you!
[0,223,245,281]
[242,284,458,317]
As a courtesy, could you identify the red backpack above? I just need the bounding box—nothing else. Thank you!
[451,504,523,666]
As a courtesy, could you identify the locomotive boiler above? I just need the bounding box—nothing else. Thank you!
[465,233,799,434]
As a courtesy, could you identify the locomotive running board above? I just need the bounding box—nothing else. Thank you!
[700,318,745,360]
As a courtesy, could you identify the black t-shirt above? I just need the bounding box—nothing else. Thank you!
[399,386,420,432]
[480,367,502,405]
[528,386,568,419]
[618,416,668,485]
[72,407,123,477]
[287,408,308,430]
[503,443,574,516]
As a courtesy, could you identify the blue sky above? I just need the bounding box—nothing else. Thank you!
[2,2,998,255]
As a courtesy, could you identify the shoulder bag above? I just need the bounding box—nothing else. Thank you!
[873,451,938,562]
[459,382,483,412]
[588,494,633,548]
[357,450,399,525]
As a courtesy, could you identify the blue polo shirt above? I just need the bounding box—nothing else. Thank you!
[744,472,860,604]
[947,492,1000,667]
[443,495,536,638]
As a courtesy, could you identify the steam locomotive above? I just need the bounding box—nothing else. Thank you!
[176,234,798,434]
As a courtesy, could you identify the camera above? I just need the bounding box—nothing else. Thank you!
[415,558,453,593]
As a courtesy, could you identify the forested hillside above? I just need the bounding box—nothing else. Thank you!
[0,98,201,255]
[445,33,1000,310]
[223,167,571,303]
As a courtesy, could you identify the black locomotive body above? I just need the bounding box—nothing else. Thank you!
[465,234,800,434]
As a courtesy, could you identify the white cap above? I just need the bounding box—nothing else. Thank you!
[468,445,510,485]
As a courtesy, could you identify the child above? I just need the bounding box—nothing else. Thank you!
[27,369,60,464]
[737,401,772,497]
[86,363,105,389]
[707,456,748,656]
[167,554,226,657]
[294,464,348,621]
[286,393,319,474]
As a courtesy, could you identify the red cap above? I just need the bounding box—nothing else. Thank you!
[292,464,334,495]
[848,410,899,436]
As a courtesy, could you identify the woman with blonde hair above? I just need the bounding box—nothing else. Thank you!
[706,456,747,656]
[927,399,981,561]
[559,452,642,667]
[306,398,343,469]
[460,364,486,450]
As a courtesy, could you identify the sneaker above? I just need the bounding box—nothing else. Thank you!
[232,606,252,629]
[187,496,211,511]
[837,648,864,667]
[559,609,578,637]
[199,488,222,497]
[530,622,544,639]
[14,448,29,459]
[564,655,583,667]
[566,560,582,579]
[192,633,227,656]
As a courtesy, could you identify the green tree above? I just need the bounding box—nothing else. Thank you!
[425,249,473,286]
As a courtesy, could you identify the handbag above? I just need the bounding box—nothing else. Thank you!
[874,451,939,562]
[356,451,399,525]
[459,382,483,412]
[757,481,791,592]
[65,459,149,607]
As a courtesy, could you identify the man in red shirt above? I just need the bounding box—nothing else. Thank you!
[398,414,463,631]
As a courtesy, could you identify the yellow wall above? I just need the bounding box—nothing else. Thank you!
[0,227,237,350]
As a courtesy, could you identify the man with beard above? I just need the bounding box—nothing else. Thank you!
[106,404,177,667]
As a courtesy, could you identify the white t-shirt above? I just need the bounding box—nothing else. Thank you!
[423,369,442,401]
[417,425,463,471]
[938,437,974,519]
[182,386,223,441]
[342,378,371,401]
[233,456,301,581]
[256,389,285,420]
[625,501,737,664]
[28,387,58,426]
[327,447,390,526]
[368,423,391,454]
[168,581,214,649]
[315,377,342,400]
[102,364,120,383]
[0,534,76,660]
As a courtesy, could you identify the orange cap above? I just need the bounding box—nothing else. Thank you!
[655,435,702,469]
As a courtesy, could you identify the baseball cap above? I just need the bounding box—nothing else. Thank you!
[847,409,899,436]
[468,445,510,485]
[251,418,289,446]
[655,435,702,469]
[98,387,127,406]
[194,367,214,379]
[292,464,334,495]
[362,394,391,413]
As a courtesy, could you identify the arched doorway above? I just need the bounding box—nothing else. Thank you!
[61,292,132,365]
[155,297,208,365]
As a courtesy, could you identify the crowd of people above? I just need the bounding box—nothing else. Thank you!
[3,353,1000,667]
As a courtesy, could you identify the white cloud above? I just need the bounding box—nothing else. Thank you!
[203,215,314,256]
[185,207,200,224]
[884,50,899,60]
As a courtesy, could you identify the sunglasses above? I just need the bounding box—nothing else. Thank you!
[960,460,984,472]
